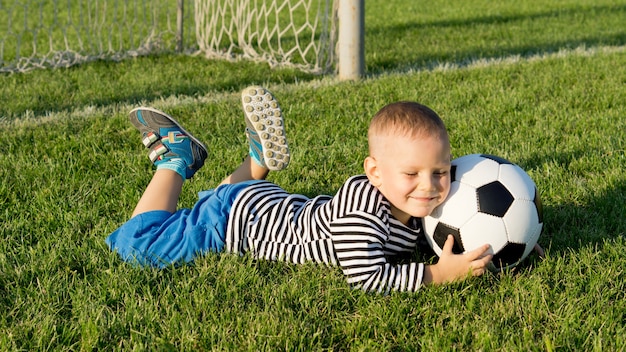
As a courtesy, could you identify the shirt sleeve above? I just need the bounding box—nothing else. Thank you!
[330,211,425,294]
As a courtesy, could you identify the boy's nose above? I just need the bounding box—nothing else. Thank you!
[418,174,435,191]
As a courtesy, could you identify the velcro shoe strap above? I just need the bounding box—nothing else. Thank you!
[142,132,160,148]
[148,143,169,163]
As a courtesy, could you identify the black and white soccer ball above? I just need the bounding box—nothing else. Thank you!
[423,154,543,272]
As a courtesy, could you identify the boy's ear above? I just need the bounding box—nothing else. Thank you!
[364,156,382,187]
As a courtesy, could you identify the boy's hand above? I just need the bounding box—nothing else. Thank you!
[423,235,493,285]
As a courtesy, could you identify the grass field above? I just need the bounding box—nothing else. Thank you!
[1,0,625,350]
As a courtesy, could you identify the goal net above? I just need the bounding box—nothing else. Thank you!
[0,0,197,73]
[195,0,336,74]
[0,0,337,74]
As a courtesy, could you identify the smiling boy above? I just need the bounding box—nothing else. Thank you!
[106,87,493,293]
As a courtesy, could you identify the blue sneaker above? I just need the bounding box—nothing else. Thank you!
[129,107,207,179]
[241,86,290,171]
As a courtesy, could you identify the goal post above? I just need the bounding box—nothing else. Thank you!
[337,0,364,80]
[194,0,363,78]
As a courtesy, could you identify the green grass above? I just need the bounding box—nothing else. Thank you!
[1,0,626,350]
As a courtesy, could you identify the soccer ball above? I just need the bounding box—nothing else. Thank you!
[422,154,543,272]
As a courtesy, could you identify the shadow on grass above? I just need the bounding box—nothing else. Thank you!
[0,54,316,119]
[517,151,626,255]
[369,33,626,75]
[369,4,626,37]
[365,4,626,75]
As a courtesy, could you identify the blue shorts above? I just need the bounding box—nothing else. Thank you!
[106,180,260,268]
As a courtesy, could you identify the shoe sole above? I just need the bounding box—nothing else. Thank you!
[241,86,290,171]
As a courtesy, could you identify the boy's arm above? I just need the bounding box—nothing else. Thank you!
[331,213,493,293]
[330,211,426,293]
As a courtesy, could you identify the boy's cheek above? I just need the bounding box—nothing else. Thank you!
[440,181,451,200]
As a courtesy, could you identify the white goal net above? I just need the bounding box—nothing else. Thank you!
[195,0,336,74]
[0,0,337,74]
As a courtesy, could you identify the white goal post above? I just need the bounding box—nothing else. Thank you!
[0,0,364,79]
[337,0,364,80]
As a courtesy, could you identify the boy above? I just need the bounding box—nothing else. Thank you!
[106,86,493,293]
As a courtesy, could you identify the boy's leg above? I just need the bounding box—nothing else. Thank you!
[220,86,290,186]
[132,169,183,217]
[219,156,269,186]
[128,107,208,217]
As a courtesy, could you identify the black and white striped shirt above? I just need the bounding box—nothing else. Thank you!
[225,175,425,293]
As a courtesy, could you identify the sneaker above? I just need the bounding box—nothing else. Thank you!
[129,107,208,179]
[241,86,290,171]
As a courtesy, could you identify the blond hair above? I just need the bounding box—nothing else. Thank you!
[369,101,448,140]
[368,101,449,153]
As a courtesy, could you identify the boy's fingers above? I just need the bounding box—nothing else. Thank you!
[466,243,492,260]
[469,253,493,276]
[441,235,455,254]
[478,253,494,265]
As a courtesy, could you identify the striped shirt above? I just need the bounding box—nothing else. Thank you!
[225,175,425,293]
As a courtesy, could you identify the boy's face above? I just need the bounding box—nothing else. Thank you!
[365,134,451,224]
